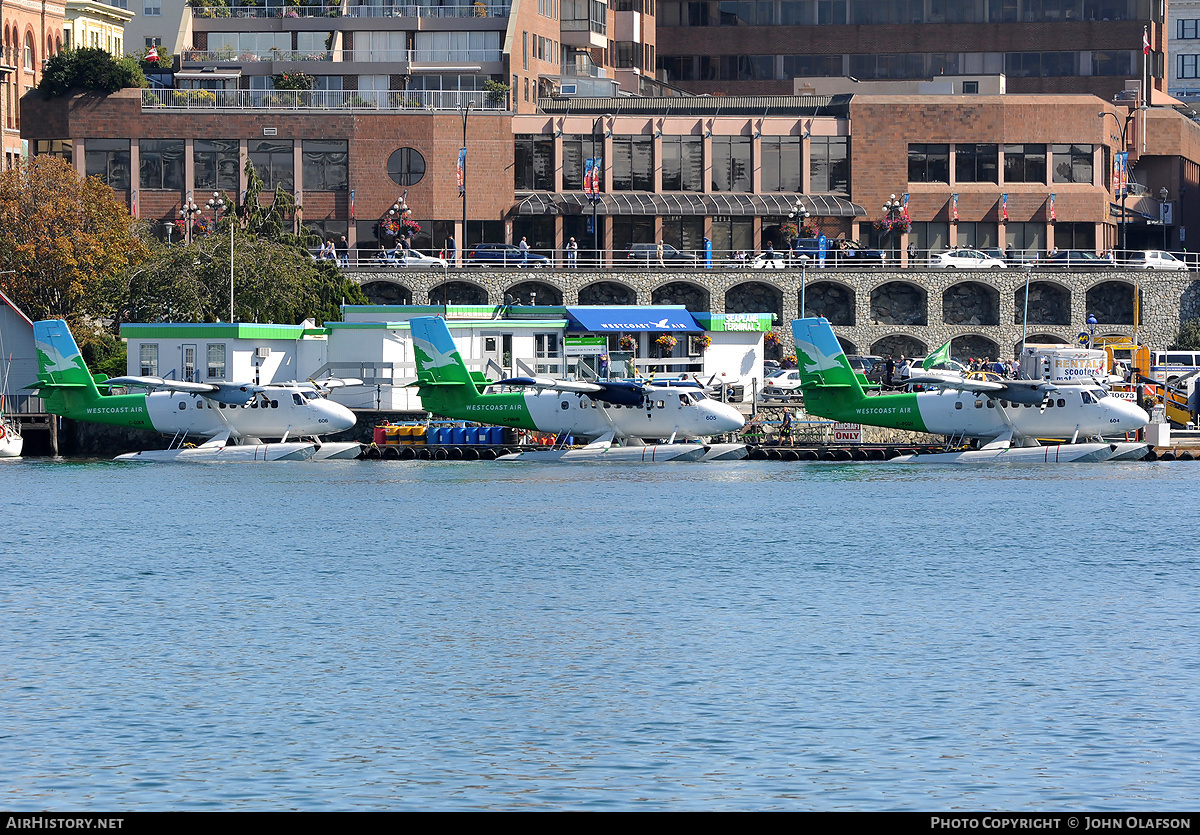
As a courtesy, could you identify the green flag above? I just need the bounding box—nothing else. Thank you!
[923,340,952,370]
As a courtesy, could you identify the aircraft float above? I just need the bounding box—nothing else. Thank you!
[790,316,1150,463]
[31,319,360,462]
[410,316,747,462]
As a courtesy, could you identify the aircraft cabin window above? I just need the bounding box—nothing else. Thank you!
[656,400,664,409]
[955,401,963,410]
[292,393,304,405]
[1057,399,1065,408]
[560,400,569,410]
[986,400,995,408]
[178,401,186,410]
[974,400,983,409]
[271,400,279,408]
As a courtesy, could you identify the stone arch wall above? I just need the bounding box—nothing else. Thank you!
[578,280,636,305]
[429,280,489,306]
[652,281,710,311]
[951,334,1001,362]
[836,336,858,354]
[805,281,855,325]
[726,281,783,320]
[871,281,928,326]
[1085,281,1136,325]
[361,280,412,305]
[943,282,999,326]
[505,280,563,306]
[1180,280,1200,324]
[1015,281,1071,325]
[872,334,927,358]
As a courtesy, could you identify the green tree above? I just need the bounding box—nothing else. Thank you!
[1171,317,1200,350]
[0,155,149,325]
[38,48,145,98]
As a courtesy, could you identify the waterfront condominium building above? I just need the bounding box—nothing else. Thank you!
[654,0,1168,101]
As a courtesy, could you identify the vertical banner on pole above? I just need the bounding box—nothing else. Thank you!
[457,148,466,196]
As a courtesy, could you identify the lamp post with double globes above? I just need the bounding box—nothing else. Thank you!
[179,199,203,244]
[789,198,811,315]
[207,192,235,322]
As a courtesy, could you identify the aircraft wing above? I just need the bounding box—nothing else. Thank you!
[904,372,1058,404]
[309,377,364,390]
[494,377,646,406]
[102,376,220,394]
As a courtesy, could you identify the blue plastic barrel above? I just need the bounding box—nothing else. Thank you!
[488,427,503,445]
[450,427,466,445]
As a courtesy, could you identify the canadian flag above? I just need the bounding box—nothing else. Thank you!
[1143,28,1150,55]
[146,45,159,62]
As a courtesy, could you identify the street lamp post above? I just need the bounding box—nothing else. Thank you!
[882,193,904,261]
[207,192,234,322]
[789,198,811,316]
[1098,109,1139,257]
[179,198,202,245]
[1159,186,1169,250]
[588,115,610,268]
[460,101,472,267]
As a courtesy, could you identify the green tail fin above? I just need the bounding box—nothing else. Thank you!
[790,316,870,420]
[32,320,103,415]
[410,315,482,414]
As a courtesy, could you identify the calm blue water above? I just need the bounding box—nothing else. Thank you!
[1,458,1198,810]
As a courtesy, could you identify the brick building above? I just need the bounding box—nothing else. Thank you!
[2,0,65,169]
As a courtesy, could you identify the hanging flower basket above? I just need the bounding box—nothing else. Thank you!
[618,334,637,352]
[764,330,781,347]
[692,334,712,353]
[655,334,678,350]
[781,354,798,369]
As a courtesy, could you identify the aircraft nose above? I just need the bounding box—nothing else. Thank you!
[325,400,357,432]
[1122,399,1150,430]
[711,402,745,433]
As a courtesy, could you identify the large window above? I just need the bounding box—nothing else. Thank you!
[139,139,184,190]
[1181,19,1200,39]
[908,143,949,183]
[760,136,802,192]
[562,135,597,190]
[206,344,226,380]
[249,139,294,190]
[1003,144,1046,183]
[85,139,131,191]
[809,136,848,193]
[34,140,72,162]
[1053,144,1093,184]
[139,344,158,376]
[610,136,653,191]
[194,139,240,192]
[711,136,752,192]
[661,136,703,191]
[303,140,348,191]
[1180,54,1200,79]
[955,143,998,183]
[514,134,554,191]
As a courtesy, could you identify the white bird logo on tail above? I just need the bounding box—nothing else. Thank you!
[412,336,458,369]
[793,338,843,373]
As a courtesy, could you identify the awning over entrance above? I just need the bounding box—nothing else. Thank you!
[566,305,703,333]
[514,192,866,218]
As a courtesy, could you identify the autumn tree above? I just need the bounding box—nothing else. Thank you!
[0,155,149,325]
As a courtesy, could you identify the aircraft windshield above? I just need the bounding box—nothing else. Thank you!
[303,390,319,400]
[1088,388,1108,400]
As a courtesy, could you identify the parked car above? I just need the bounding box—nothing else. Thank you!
[1123,249,1190,271]
[928,247,1007,269]
[1037,250,1109,268]
[375,249,449,269]
[627,243,698,266]
[761,368,804,401]
[750,251,789,269]
[791,237,887,267]
[846,354,885,384]
[465,242,551,268]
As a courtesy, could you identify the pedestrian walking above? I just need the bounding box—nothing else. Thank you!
[566,237,578,268]
[656,240,665,267]
[519,236,529,266]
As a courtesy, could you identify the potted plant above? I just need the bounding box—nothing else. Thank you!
[655,334,678,356]
[692,334,712,353]
[618,334,637,352]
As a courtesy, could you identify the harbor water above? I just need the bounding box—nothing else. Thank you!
[2,458,1198,810]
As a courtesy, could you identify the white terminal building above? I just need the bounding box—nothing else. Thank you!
[119,305,774,412]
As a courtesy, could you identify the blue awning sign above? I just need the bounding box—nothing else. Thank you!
[565,306,703,333]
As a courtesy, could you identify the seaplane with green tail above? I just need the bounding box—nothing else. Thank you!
[411,316,747,462]
[31,319,361,462]
[790,316,1150,463]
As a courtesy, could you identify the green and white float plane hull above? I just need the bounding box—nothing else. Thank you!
[410,316,746,462]
[31,319,359,462]
[790,317,1150,463]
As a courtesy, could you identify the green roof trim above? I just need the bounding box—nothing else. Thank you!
[120,323,311,340]
[693,313,775,333]
[327,319,570,331]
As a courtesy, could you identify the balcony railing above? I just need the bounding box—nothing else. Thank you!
[190,4,341,18]
[343,2,511,17]
[181,47,502,64]
[142,88,507,110]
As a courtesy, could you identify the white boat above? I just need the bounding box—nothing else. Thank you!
[890,441,1148,464]
[0,414,21,458]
